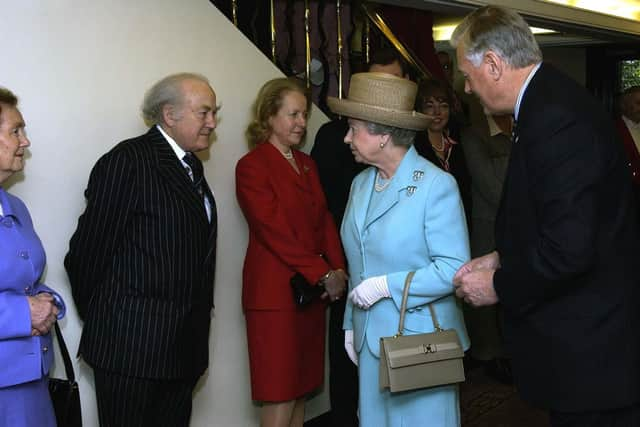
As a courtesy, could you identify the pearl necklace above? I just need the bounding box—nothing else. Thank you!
[282,150,293,160]
[374,172,391,192]
[431,137,446,152]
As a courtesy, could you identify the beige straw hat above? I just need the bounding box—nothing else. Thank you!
[327,72,430,131]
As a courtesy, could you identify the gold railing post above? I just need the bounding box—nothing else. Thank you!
[232,0,238,27]
[337,0,344,98]
[304,0,311,88]
[270,0,277,64]
[364,17,370,65]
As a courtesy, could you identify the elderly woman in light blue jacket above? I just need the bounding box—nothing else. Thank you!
[327,72,470,427]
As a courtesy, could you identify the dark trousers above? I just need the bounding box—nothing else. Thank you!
[550,403,640,427]
[328,298,359,427]
[93,368,198,427]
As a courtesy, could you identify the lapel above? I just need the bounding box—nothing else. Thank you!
[147,126,210,224]
[356,146,422,231]
[202,176,217,261]
[350,167,375,236]
[618,119,640,159]
[516,63,555,145]
[0,188,14,217]
[496,63,550,234]
[260,141,311,189]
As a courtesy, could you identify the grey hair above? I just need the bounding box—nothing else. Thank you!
[0,87,19,126]
[365,122,416,147]
[450,6,542,68]
[141,72,211,125]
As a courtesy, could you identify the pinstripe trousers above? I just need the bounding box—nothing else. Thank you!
[93,369,199,427]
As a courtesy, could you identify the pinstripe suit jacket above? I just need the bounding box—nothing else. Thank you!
[65,126,217,380]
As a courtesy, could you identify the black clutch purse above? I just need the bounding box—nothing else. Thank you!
[290,272,324,306]
[49,322,83,427]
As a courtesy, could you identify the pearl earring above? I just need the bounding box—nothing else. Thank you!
[380,142,386,149]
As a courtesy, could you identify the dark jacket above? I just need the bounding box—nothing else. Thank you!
[494,63,640,411]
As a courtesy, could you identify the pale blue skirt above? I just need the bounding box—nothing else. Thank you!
[359,345,461,427]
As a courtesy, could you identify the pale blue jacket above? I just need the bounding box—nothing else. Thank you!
[341,146,470,356]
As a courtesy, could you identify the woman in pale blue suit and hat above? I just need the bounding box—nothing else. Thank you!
[327,72,470,426]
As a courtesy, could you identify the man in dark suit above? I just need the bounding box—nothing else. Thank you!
[451,6,640,426]
[65,73,218,427]
[310,48,408,427]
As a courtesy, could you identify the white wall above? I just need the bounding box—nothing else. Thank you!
[1,1,330,425]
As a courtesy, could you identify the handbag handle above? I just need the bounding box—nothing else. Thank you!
[396,271,443,336]
[53,322,76,383]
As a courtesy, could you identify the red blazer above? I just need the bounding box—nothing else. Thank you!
[616,117,640,186]
[236,142,345,310]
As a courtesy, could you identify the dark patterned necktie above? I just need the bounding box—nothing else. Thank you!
[511,119,518,143]
[183,153,205,198]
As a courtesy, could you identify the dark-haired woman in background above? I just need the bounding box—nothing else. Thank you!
[414,79,473,228]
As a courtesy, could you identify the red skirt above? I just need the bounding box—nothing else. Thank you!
[245,303,326,401]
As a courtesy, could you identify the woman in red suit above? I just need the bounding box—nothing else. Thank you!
[236,77,347,427]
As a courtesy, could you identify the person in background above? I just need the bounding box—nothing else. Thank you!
[452,6,640,426]
[65,73,218,426]
[460,113,512,383]
[414,78,472,229]
[310,47,409,427]
[616,85,640,221]
[329,72,470,426]
[0,87,66,427]
[236,77,347,427]
[437,50,469,128]
[437,50,455,85]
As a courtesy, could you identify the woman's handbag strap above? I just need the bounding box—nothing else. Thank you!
[397,271,442,335]
[53,322,76,382]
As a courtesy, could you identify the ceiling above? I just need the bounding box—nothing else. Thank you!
[369,0,640,46]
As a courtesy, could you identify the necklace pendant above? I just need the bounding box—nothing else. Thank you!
[374,172,391,192]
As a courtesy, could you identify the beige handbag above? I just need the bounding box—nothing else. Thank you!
[379,271,465,392]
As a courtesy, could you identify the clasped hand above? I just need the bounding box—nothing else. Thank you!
[29,293,59,336]
[321,269,348,302]
[453,251,500,307]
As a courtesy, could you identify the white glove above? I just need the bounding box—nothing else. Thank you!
[344,330,358,366]
[349,275,390,309]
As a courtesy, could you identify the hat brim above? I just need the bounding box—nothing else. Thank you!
[327,97,430,131]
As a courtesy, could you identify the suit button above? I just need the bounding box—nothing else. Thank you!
[24,286,31,294]
[42,346,49,352]
[19,251,29,259]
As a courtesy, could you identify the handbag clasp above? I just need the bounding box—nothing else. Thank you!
[422,344,436,354]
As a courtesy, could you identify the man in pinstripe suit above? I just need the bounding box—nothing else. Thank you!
[65,73,218,427]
